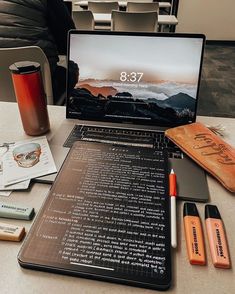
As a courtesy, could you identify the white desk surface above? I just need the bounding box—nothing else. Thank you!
[74,1,171,8]
[93,13,178,25]
[0,101,235,294]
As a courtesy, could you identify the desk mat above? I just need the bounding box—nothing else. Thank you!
[18,141,171,290]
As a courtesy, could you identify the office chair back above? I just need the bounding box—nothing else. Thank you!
[126,2,159,12]
[72,10,95,30]
[88,1,119,13]
[111,10,158,32]
[0,46,53,104]
[127,0,153,2]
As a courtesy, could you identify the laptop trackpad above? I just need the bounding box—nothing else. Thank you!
[169,155,209,202]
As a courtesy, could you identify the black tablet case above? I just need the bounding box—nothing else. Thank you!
[18,141,171,290]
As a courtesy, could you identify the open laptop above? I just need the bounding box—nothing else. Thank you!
[38,30,209,202]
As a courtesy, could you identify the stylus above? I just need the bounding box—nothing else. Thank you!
[169,169,177,248]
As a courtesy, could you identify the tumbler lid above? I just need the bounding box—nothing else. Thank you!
[9,61,40,74]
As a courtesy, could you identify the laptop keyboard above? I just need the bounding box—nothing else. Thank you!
[63,125,183,159]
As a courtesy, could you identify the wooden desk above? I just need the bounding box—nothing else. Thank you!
[93,13,178,31]
[0,101,234,294]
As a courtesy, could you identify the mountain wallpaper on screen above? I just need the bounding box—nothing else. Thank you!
[68,78,197,125]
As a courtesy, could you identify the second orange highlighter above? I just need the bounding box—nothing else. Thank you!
[205,205,231,269]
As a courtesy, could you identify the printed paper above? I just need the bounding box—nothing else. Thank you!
[3,136,57,186]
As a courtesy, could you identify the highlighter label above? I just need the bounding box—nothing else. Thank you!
[215,227,226,258]
[1,204,27,212]
[0,225,18,234]
[192,226,199,255]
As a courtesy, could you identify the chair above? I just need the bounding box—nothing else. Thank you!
[0,46,53,104]
[127,0,153,2]
[126,2,159,13]
[111,10,158,32]
[72,10,95,30]
[88,1,119,13]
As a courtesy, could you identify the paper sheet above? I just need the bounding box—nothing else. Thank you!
[0,170,30,190]
[0,190,12,197]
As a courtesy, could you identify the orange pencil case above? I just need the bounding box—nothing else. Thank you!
[165,122,235,192]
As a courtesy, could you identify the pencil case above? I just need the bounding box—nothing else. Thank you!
[165,122,235,192]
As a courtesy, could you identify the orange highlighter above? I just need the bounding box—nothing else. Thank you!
[205,205,231,269]
[183,202,206,265]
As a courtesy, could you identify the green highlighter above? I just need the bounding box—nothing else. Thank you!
[0,202,35,220]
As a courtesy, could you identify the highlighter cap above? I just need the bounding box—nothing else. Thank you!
[205,204,221,219]
[183,202,199,217]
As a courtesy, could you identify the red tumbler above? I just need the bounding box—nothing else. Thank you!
[9,61,50,136]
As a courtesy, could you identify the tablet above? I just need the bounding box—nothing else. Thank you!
[18,141,171,290]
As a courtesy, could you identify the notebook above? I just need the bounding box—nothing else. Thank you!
[37,30,209,202]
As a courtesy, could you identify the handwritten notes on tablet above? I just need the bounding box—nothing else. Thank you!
[19,141,171,290]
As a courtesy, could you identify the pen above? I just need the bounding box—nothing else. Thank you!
[169,169,177,248]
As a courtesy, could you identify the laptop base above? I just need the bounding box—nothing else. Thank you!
[36,123,209,202]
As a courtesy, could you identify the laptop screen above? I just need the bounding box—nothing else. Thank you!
[66,31,205,127]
